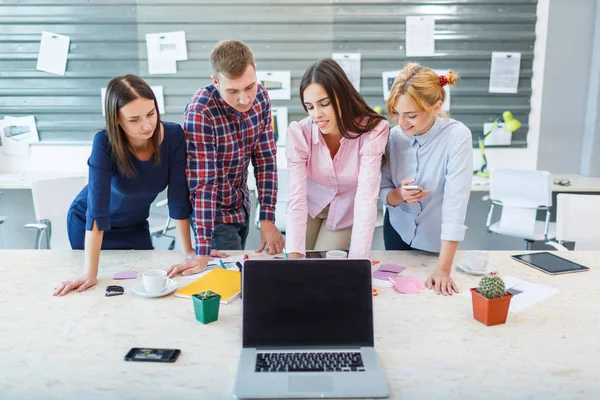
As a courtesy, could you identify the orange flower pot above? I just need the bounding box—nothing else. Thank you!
[470,288,513,326]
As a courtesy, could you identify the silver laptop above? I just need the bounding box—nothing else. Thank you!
[233,259,389,399]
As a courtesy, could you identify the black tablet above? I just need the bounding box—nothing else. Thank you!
[511,252,590,275]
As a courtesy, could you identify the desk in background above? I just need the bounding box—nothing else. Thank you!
[0,250,597,399]
[471,173,600,192]
[0,171,87,190]
[248,172,600,194]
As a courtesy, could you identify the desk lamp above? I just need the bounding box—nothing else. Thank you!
[474,111,521,178]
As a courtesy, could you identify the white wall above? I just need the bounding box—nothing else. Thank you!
[1,2,550,176]
[472,0,549,173]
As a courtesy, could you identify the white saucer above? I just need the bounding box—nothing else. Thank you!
[132,279,178,298]
[456,260,491,276]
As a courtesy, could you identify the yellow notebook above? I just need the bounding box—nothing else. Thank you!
[175,268,241,304]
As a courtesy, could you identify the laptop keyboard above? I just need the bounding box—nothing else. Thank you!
[255,351,365,372]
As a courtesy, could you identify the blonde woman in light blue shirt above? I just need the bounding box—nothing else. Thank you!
[380,63,473,296]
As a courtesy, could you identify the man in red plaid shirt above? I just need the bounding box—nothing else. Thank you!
[168,40,285,277]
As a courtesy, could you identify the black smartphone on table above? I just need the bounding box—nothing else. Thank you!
[124,348,181,363]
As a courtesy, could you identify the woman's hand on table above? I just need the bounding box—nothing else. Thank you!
[53,274,98,296]
[425,269,459,296]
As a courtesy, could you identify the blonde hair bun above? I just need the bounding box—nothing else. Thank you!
[445,70,459,86]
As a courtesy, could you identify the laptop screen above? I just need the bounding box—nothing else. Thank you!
[242,259,374,348]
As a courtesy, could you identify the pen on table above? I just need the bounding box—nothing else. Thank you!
[219,259,227,269]
[284,249,289,259]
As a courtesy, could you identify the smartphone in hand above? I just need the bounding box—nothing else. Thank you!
[124,348,181,363]
[403,184,422,191]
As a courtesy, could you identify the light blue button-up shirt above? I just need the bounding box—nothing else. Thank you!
[379,117,473,252]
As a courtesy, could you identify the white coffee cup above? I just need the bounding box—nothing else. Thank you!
[466,251,490,271]
[143,270,168,293]
[326,250,348,259]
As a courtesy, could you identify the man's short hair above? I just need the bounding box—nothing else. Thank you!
[210,40,255,79]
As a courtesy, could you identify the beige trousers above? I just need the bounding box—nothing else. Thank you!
[305,205,353,251]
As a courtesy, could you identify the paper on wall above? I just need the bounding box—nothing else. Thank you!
[145,31,186,75]
[483,122,512,146]
[332,53,361,92]
[489,52,521,93]
[146,31,188,61]
[271,107,289,147]
[257,71,291,100]
[382,70,400,101]
[3,116,39,143]
[405,16,435,57]
[36,31,70,76]
[0,118,30,157]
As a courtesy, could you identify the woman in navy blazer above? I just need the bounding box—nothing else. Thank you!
[54,75,223,296]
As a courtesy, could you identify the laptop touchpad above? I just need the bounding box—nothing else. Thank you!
[288,376,333,392]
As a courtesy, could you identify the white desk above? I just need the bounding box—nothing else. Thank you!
[249,172,600,194]
[471,173,600,192]
[0,171,87,190]
[0,250,597,399]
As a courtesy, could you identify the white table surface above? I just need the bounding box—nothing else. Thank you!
[0,250,598,399]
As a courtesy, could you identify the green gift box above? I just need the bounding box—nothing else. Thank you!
[192,290,221,324]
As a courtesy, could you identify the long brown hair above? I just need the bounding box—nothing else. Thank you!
[300,58,385,139]
[104,74,161,178]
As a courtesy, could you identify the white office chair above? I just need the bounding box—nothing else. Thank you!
[149,199,176,250]
[24,176,87,249]
[0,191,6,248]
[485,169,556,250]
[255,168,288,233]
[546,194,600,251]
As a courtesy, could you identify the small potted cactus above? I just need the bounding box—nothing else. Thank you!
[470,271,513,326]
[192,290,221,324]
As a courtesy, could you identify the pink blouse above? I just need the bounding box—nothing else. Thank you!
[285,117,389,259]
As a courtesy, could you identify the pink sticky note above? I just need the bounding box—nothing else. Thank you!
[390,275,425,294]
[113,271,137,280]
[379,264,406,274]
[373,269,398,280]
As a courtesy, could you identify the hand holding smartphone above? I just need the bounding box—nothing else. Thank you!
[403,184,422,191]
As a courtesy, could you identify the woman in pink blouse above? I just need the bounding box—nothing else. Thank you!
[286,58,389,259]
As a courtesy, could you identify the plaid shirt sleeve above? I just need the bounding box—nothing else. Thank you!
[184,109,217,256]
[251,90,278,222]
